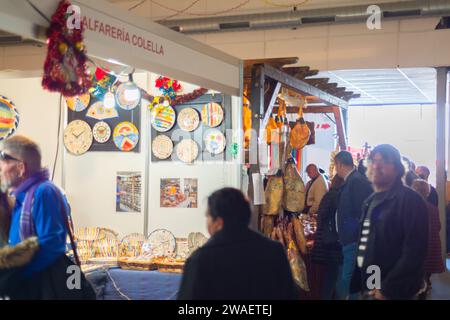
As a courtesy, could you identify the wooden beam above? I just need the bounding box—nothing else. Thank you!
[262,80,282,129]
[273,106,335,114]
[262,64,349,109]
[245,57,299,68]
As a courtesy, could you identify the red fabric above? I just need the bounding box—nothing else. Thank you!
[424,203,445,274]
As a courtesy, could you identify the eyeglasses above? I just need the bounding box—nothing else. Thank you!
[0,151,21,162]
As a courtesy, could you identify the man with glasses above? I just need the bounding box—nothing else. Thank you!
[350,144,428,300]
[0,135,70,298]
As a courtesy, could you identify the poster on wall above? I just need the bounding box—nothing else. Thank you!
[160,178,198,208]
[116,172,142,213]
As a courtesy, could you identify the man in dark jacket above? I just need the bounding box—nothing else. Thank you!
[334,151,373,299]
[178,188,296,300]
[351,144,428,300]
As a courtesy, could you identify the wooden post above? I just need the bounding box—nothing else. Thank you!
[248,64,265,231]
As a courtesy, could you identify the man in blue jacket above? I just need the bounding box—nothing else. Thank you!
[334,151,373,299]
[0,135,69,296]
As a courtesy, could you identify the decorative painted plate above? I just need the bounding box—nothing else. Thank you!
[65,93,90,112]
[113,122,139,152]
[177,107,200,132]
[0,96,19,141]
[152,135,173,160]
[92,121,111,144]
[115,81,141,111]
[145,229,176,258]
[176,139,199,163]
[204,129,226,155]
[151,104,176,132]
[201,102,224,128]
[86,101,119,120]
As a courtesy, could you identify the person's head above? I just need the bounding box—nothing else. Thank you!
[206,188,251,236]
[357,159,367,176]
[411,179,430,200]
[0,135,42,193]
[416,166,431,181]
[305,164,320,180]
[334,151,355,179]
[367,144,405,191]
[330,175,345,190]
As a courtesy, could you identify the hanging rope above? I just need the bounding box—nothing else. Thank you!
[262,0,310,8]
[129,0,251,20]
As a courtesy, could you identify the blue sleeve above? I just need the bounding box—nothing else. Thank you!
[22,185,68,277]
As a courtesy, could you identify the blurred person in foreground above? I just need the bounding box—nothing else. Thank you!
[178,188,296,300]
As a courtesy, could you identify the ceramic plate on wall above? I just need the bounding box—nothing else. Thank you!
[0,95,19,141]
[151,104,176,132]
[152,135,173,160]
[201,102,223,128]
[113,121,139,152]
[92,121,112,144]
[204,129,226,155]
[115,81,141,111]
[176,139,199,163]
[177,107,200,132]
[65,93,90,112]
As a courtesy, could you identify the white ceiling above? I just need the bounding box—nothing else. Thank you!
[107,0,409,20]
[311,68,439,106]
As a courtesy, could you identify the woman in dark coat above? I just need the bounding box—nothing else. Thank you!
[311,175,345,300]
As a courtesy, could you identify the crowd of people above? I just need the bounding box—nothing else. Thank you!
[0,135,447,300]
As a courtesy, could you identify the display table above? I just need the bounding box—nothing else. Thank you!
[86,267,182,300]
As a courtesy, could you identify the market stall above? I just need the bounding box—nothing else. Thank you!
[244,57,359,298]
[0,0,241,299]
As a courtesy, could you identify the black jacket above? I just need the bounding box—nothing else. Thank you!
[350,181,429,300]
[178,227,296,300]
[427,186,439,207]
[337,170,373,245]
[311,188,343,265]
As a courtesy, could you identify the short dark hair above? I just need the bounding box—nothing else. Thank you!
[416,165,430,179]
[369,144,405,179]
[334,151,354,167]
[207,188,251,228]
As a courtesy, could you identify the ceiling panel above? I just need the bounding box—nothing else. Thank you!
[311,68,438,106]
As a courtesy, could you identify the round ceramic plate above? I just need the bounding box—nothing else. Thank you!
[151,105,176,132]
[65,93,90,112]
[144,229,176,258]
[113,121,139,152]
[152,135,173,160]
[204,129,226,155]
[177,108,200,132]
[201,102,224,128]
[92,121,111,144]
[115,81,141,110]
[176,139,199,163]
[0,96,19,141]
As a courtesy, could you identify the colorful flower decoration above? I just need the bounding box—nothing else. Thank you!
[155,76,182,99]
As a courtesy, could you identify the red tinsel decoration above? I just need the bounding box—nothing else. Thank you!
[42,0,92,97]
[172,88,208,106]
